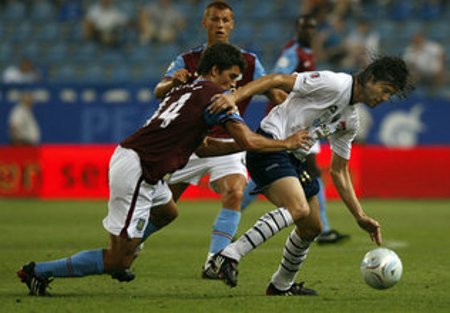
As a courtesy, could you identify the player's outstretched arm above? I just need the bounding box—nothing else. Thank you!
[330,152,382,245]
[195,137,241,157]
[226,121,313,153]
[208,74,296,114]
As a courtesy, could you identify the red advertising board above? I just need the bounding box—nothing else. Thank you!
[1,145,449,199]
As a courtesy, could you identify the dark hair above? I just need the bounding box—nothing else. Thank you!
[357,56,414,99]
[205,1,233,13]
[197,43,247,76]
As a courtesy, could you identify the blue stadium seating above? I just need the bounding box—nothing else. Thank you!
[0,0,448,90]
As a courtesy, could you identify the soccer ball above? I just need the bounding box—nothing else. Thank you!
[360,247,403,290]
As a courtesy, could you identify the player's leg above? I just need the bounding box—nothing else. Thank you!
[240,178,258,211]
[220,176,309,261]
[115,155,202,281]
[267,195,321,296]
[202,152,247,276]
[206,173,246,262]
[210,176,309,287]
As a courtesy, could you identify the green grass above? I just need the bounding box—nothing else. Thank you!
[0,199,449,313]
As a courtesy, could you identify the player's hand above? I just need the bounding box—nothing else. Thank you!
[356,215,382,246]
[208,93,238,115]
[284,130,314,150]
[172,69,191,86]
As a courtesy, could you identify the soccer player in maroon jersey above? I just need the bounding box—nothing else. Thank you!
[150,1,288,279]
[241,14,350,244]
[17,43,313,296]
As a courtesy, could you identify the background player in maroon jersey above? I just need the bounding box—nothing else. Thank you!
[17,43,313,296]
[148,1,288,279]
[241,14,350,245]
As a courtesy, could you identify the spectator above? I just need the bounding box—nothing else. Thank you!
[315,14,348,70]
[137,0,186,44]
[342,18,380,71]
[403,32,445,95]
[2,58,41,84]
[8,92,41,146]
[83,0,128,47]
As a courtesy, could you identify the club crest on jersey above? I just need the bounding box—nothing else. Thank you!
[310,72,320,79]
[136,218,146,231]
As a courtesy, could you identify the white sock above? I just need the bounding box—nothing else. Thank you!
[204,252,214,268]
[221,207,293,262]
[270,229,312,291]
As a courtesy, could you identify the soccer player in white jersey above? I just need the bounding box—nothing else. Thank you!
[208,56,413,295]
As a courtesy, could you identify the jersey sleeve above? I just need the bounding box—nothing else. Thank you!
[204,110,245,127]
[253,56,267,79]
[272,46,298,74]
[328,111,359,160]
[164,54,186,78]
[292,71,340,98]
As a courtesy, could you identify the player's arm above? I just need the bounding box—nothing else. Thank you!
[195,137,241,157]
[154,69,192,99]
[264,88,288,104]
[196,120,313,157]
[330,152,382,245]
[208,74,297,114]
[225,120,312,153]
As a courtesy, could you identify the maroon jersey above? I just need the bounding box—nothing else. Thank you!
[165,44,265,138]
[121,80,243,184]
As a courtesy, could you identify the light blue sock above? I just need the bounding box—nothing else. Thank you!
[241,179,258,212]
[317,178,330,232]
[142,220,158,242]
[210,208,241,254]
[34,249,104,279]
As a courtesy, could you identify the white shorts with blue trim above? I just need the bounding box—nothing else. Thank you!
[103,146,172,239]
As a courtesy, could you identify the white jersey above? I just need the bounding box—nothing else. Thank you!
[261,71,359,160]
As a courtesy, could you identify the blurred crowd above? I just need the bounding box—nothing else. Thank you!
[0,0,448,97]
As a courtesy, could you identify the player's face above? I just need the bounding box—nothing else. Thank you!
[297,18,316,46]
[363,80,398,108]
[211,65,241,90]
[202,8,234,44]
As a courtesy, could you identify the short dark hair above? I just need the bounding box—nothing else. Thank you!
[357,56,414,99]
[197,43,247,76]
[205,1,233,13]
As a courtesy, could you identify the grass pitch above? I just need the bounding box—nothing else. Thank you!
[0,198,449,313]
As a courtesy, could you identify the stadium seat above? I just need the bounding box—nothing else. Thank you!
[20,42,44,60]
[34,23,61,42]
[1,1,26,22]
[11,22,33,44]
[73,43,98,63]
[51,64,78,83]
[46,42,70,64]
[100,50,124,65]
[428,20,448,41]
[108,64,132,83]
[0,43,13,63]
[30,0,55,22]
[82,65,104,83]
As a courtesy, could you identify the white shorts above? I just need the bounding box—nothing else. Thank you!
[168,145,247,192]
[103,146,172,239]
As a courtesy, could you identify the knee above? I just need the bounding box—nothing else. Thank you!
[288,203,311,221]
[221,186,244,208]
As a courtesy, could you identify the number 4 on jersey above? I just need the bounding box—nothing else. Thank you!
[158,93,192,128]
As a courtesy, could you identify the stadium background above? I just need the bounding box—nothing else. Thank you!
[1,0,449,199]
